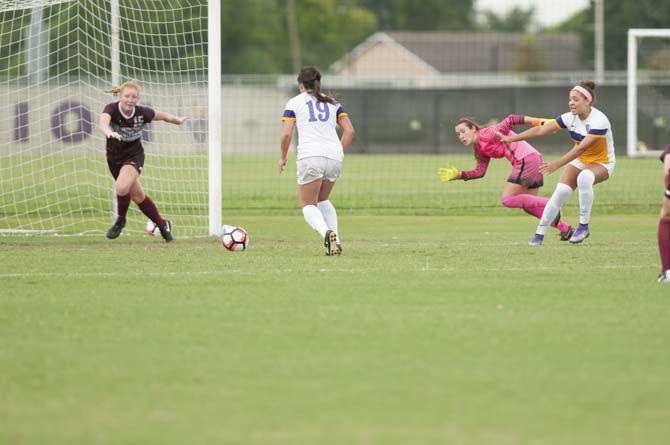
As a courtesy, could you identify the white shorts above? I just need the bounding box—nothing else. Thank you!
[569,158,616,177]
[296,156,342,185]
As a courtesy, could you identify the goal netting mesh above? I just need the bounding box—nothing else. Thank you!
[628,30,670,157]
[0,0,209,236]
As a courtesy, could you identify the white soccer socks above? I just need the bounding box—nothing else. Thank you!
[302,204,329,238]
[577,169,595,225]
[536,183,573,236]
[317,200,339,237]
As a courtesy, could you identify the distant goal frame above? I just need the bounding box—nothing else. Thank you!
[627,28,670,157]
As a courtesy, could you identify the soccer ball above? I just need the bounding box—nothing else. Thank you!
[220,225,249,251]
[146,220,160,236]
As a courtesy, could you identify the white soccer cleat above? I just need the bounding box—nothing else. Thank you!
[658,270,670,284]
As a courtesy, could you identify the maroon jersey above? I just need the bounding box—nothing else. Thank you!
[103,102,155,162]
[660,144,670,163]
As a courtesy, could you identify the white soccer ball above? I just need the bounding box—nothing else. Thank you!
[220,224,249,251]
[146,220,160,236]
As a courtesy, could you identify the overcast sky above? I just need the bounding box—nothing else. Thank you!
[475,0,590,28]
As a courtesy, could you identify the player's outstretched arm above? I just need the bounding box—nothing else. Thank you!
[526,116,558,127]
[99,112,121,140]
[154,111,189,125]
[497,120,557,144]
[542,135,598,175]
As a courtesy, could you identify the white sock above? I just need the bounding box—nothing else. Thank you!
[577,169,595,225]
[317,200,338,239]
[302,205,329,238]
[536,183,573,236]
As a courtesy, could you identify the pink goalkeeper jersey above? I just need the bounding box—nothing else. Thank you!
[460,115,539,180]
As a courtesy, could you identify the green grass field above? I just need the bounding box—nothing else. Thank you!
[2,213,669,444]
[0,154,664,235]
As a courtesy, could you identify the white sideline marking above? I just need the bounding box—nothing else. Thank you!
[0,229,58,234]
[0,264,656,279]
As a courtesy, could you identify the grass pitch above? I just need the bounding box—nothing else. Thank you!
[1,214,669,444]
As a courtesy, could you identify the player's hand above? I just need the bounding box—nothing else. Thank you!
[107,131,122,140]
[541,161,560,175]
[278,157,287,174]
[495,131,512,143]
[438,164,460,182]
[175,116,190,125]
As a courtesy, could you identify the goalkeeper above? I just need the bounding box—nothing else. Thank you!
[439,115,573,240]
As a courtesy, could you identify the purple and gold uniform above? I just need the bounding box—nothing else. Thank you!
[553,106,616,176]
[102,102,155,179]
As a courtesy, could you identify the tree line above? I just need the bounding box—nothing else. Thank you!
[0,0,667,78]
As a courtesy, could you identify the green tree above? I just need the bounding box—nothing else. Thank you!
[514,33,545,71]
[549,0,670,70]
[481,6,534,32]
[358,0,476,31]
[221,0,287,73]
[294,0,376,73]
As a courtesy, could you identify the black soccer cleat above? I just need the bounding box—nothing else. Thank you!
[106,219,126,239]
[159,220,173,243]
[324,230,341,256]
[559,225,575,241]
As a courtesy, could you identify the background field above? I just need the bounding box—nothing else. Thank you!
[0,154,664,235]
[2,213,669,444]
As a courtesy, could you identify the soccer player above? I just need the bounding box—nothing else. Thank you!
[279,67,355,256]
[657,144,670,283]
[439,115,573,239]
[99,81,189,242]
[497,81,615,245]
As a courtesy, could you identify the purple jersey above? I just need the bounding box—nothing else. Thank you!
[103,102,155,162]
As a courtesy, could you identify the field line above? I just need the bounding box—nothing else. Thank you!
[0,263,657,279]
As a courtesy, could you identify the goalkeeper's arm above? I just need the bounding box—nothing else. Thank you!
[439,157,490,183]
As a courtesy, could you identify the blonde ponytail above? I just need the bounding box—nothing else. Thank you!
[104,81,140,96]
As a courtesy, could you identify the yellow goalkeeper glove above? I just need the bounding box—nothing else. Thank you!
[438,164,461,182]
[530,118,555,127]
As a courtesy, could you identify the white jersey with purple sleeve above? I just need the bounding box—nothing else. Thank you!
[281,92,348,162]
[554,107,615,165]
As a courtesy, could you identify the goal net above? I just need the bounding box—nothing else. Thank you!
[0,0,216,236]
[627,28,670,157]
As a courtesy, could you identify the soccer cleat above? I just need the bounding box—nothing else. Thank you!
[569,223,590,244]
[559,225,575,241]
[528,233,544,246]
[106,219,126,239]
[658,270,670,283]
[324,230,341,256]
[158,220,173,243]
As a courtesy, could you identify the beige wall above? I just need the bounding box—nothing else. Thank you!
[337,42,433,77]
[0,84,289,155]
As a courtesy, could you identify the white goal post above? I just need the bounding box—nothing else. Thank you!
[627,28,670,157]
[0,0,221,236]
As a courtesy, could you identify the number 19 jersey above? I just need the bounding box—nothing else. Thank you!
[282,92,348,162]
